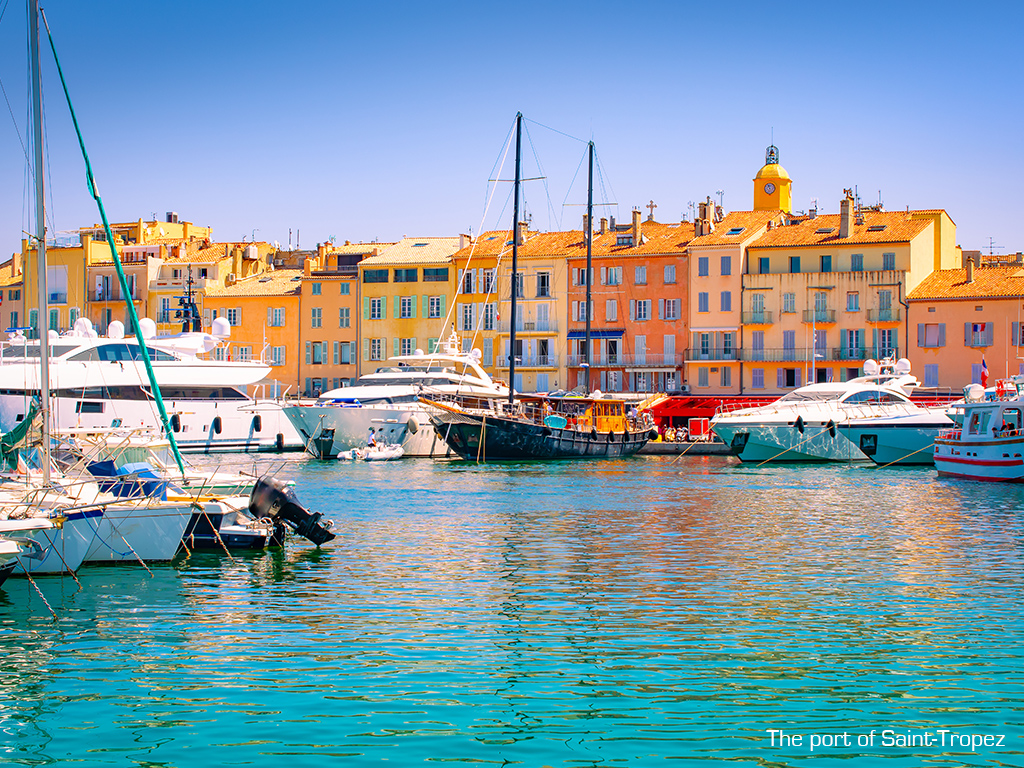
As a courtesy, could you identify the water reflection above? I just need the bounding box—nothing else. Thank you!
[0,456,1020,765]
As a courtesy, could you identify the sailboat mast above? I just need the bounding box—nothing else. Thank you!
[29,0,51,485]
[585,141,593,394]
[508,112,522,407]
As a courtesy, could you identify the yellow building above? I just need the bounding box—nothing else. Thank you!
[742,192,957,393]
[357,237,461,375]
[298,242,379,395]
[0,258,24,334]
[19,236,94,337]
[204,269,303,396]
[752,144,793,214]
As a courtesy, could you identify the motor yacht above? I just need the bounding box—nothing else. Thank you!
[283,332,510,458]
[711,358,934,463]
[0,317,301,454]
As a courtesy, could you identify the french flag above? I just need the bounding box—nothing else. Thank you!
[982,357,990,387]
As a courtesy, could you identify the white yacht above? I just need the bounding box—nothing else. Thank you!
[0,317,301,454]
[284,333,511,458]
[711,358,937,463]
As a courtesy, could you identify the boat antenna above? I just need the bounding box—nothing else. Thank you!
[41,9,187,475]
[584,140,593,395]
[29,0,51,485]
[508,112,521,407]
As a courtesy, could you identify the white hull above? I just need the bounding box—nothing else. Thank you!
[82,501,192,563]
[285,403,457,459]
[934,437,1024,481]
[2,514,98,575]
[0,394,302,453]
[843,415,952,466]
[712,420,867,462]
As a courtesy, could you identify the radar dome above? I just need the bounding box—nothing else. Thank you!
[107,320,125,339]
[138,317,157,339]
[73,317,94,336]
[414,348,424,356]
[895,358,912,375]
[211,316,231,338]
[472,348,482,360]
[965,383,985,403]
[47,329,59,341]
[863,359,879,376]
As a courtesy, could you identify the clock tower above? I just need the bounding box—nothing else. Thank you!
[753,144,792,213]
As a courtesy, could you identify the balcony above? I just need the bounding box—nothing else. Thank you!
[497,320,559,333]
[497,354,560,369]
[801,309,836,324]
[89,290,141,302]
[568,353,682,368]
[741,311,774,325]
[48,292,68,304]
[867,308,902,322]
[685,349,738,362]
[737,347,898,363]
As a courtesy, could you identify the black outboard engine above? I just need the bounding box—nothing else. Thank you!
[248,476,335,545]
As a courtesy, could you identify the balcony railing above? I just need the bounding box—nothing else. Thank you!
[685,349,738,362]
[497,320,559,333]
[801,309,836,323]
[867,308,902,322]
[497,354,560,369]
[741,311,773,324]
[568,353,683,367]
[89,290,140,302]
[737,346,898,362]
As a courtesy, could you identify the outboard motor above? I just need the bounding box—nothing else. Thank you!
[248,476,335,545]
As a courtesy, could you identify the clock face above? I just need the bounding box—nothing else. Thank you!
[764,182,776,195]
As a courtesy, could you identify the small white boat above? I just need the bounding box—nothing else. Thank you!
[934,378,1024,482]
[338,444,405,462]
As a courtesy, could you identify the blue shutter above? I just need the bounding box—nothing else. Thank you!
[777,368,785,388]
[917,323,925,348]
[938,323,946,347]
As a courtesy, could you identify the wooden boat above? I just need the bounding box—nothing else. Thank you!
[424,393,658,461]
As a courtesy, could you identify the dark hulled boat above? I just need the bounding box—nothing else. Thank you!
[425,394,657,461]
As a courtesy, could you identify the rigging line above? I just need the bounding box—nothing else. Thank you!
[523,117,586,144]
[594,147,618,215]
[560,146,589,230]
[482,118,516,221]
[522,120,558,232]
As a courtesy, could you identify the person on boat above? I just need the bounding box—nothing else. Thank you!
[367,428,377,448]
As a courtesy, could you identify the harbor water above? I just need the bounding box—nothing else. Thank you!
[1,455,1022,766]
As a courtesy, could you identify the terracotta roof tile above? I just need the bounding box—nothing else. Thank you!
[908,266,1024,300]
[687,210,780,247]
[205,268,303,298]
[747,211,933,249]
[453,223,694,263]
[359,237,461,266]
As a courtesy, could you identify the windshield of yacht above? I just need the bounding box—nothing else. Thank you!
[777,390,843,403]
[840,390,909,404]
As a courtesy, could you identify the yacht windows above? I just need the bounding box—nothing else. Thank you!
[967,411,991,436]
[155,386,248,400]
[841,390,908,404]
[999,409,1022,435]
[68,344,177,362]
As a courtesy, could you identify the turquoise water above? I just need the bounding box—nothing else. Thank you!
[1,455,1022,767]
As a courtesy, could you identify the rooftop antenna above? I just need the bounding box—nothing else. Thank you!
[716,189,724,207]
[989,237,1000,256]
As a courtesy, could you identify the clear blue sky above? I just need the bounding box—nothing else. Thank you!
[1,0,1021,260]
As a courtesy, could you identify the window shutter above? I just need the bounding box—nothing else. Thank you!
[394,337,400,357]
[411,295,417,318]
[439,295,445,315]
[986,323,994,346]
[872,328,878,358]
[422,295,429,317]
[777,368,785,388]
[394,295,401,318]
[572,301,578,321]
[840,329,847,358]
[964,322,971,345]
[938,323,946,347]
[795,368,802,387]
[305,341,311,364]
[475,303,483,329]
[601,267,607,285]
[362,339,369,361]
[363,297,370,320]
[267,307,273,326]
[589,301,593,321]
[917,324,925,348]
[658,299,665,319]
[411,338,417,353]
[333,341,340,364]
[1014,322,1020,347]
[629,300,636,320]
[458,269,464,292]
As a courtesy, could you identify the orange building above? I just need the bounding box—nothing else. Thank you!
[203,269,303,396]
[908,256,1024,390]
[567,210,693,393]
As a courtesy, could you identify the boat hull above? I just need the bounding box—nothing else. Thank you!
[934,437,1024,481]
[285,404,456,459]
[431,411,652,461]
[844,422,949,466]
[4,513,99,575]
[711,421,868,463]
[83,501,193,563]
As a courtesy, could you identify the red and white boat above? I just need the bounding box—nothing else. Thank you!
[934,378,1024,481]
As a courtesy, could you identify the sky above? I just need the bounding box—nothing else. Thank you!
[0,0,1021,260]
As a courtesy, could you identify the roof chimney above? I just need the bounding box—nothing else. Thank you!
[966,254,975,283]
[515,221,528,246]
[599,217,607,234]
[583,214,590,233]
[632,208,642,243]
[839,190,854,238]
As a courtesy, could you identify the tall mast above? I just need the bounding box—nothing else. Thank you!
[29,0,51,484]
[508,112,522,406]
[584,141,593,394]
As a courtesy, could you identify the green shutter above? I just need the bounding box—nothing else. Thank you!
[393,337,400,357]
[422,295,429,317]
[305,341,311,364]
[394,295,401,318]
[439,295,445,315]
[362,339,369,361]
[411,296,417,318]
[363,296,370,320]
